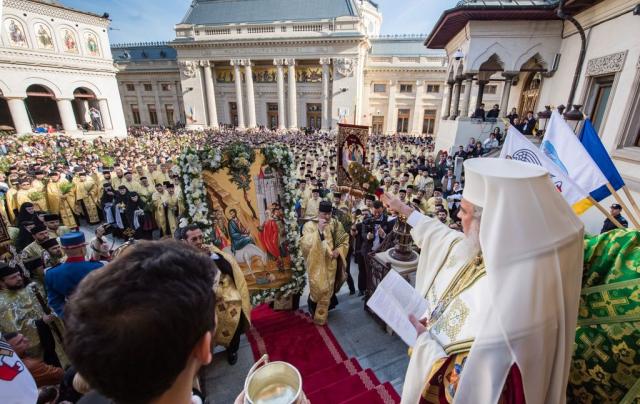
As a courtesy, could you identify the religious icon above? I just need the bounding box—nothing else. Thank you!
[6,19,27,47]
[337,123,370,189]
[62,29,78,53]
[202,151,293,291]
[35,23,54,49]
[86,33,100,56]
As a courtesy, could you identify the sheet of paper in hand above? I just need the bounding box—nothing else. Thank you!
[367,270,429,347]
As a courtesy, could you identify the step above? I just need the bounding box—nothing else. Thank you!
[307,369,381,403]
[340,382,400,404]
[303,358,362,394]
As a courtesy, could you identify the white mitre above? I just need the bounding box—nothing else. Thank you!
[455,158,584,404]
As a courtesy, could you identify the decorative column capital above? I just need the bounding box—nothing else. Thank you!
[285,58,296,66]
[415,79,424,86]
[199,60,212,67]
[240,59,253,67]
[273,58,286,66]
[230,59,243,67]
[319,57,331,65]
[502,71,519,80]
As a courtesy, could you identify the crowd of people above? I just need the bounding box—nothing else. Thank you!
[0,123,503,402]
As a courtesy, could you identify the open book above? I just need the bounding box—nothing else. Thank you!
[366,270,429,347]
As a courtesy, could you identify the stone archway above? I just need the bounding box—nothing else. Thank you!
[73,87,97,130]
[518,72,542,116]
[25,84,62,130]
[0,90,15,131]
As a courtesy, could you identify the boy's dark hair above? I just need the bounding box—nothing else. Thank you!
[65,240,216,404]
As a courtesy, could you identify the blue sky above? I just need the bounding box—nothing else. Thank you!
[62,0,459,44]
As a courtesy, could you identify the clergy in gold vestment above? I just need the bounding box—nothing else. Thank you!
[301,201,349,325]
[73,173,100,225]
[46,173,78,229]
[383,158,583,404]
[181,225,251,365]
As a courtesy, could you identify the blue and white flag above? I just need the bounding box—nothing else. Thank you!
[541,111,608,197]
[579,119,625,201]
[501,126,591,214]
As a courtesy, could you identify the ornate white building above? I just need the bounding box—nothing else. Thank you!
[112,0,452,135]
[0,0,126,135]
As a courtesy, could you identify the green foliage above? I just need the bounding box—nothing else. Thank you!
[347,162,380,194]
[59,182,75,195]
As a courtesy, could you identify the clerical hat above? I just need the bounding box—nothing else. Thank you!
[319,201,333,213]
[30,224,48,235]
[41,238,59,250]
[24,257,44,271]
[0,262,19,279]
[43,214,60,222]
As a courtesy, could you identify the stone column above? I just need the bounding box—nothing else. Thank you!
[460,75,474,118]
[242,59,257,128]
[449,79,461,120]
[135,84,148,124]
[6,97,32,134]
[286,58,297,129]
[385,80,397,134]
[152,81,164,126]
[442,81,454,119]
[56,98,79,133]
[475,80,488,112]
[320,57,331,131]
[230,59,246,129]
[98,99,113,130]
[202,61,219,129]
[500,73,516,117]
[411,80,424,134]
[274,59,287,130]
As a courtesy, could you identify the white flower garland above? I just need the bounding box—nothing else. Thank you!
[179,145,305,305]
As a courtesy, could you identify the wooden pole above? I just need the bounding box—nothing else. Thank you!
[606,183,639,228]
[622,186,640,222]
[588,196,624,229]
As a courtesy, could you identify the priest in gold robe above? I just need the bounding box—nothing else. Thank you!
[301,201,349,325]
[46,172,77,229]
[383,158,583,404]
[73,173,100,225]
[181,224,251,365]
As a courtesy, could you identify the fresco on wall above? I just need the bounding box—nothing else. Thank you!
[6,19,28,47]
[85,32,100,57]
[62,29,79,53]
[35,23,54,50]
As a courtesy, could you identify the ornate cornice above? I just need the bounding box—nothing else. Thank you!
[171,37,364,49]
[0,48,115,72]
[0,62,116,78]
[4,0,109,27]
[586,51,627,77]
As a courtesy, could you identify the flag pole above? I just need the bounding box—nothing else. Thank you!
[606,183,640,228]
[622,186,640,222]
[588,196,624,229]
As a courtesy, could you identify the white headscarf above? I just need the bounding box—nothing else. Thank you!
[456,158,584,404]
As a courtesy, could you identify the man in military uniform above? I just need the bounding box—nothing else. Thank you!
[0,262,68,369]
[181,224,251,365]
[22,223,50,260]
[601,203,629,233]
[44,232,104,318]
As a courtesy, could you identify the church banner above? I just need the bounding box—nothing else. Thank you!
[179,143,305,304]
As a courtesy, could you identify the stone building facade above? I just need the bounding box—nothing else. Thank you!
[112,0,451,135]
[0,0,126,135]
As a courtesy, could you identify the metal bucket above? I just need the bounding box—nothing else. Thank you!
[244,355,303,404]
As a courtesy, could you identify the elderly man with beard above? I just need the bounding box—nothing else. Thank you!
[383,158,584,404]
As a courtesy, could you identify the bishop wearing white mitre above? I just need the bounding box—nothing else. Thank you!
[382,158,584,404]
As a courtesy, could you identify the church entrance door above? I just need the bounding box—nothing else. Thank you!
[518,72,541,115]
[307,103,321,129]
[267,103,278,129]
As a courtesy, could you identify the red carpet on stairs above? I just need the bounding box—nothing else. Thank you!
[246,304,400,403]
